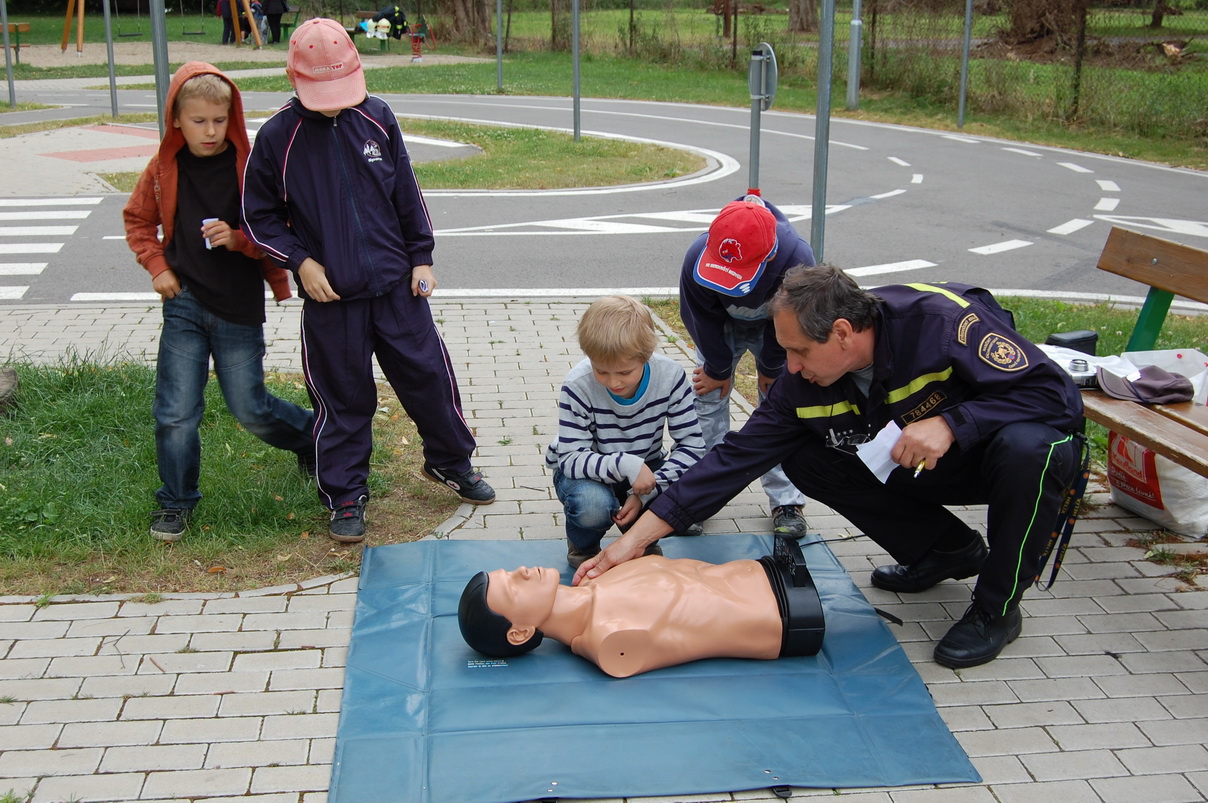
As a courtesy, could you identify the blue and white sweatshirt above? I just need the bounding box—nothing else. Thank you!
[545,353,707,505]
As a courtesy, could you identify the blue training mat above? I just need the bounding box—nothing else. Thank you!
[329,534,979,802]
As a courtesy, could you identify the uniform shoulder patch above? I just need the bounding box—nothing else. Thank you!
[978,333,1029,371]
[956,312,979,346]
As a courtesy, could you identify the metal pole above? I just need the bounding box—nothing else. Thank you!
[571,0,580,141]
[496,0,503,91]
[150,0,171,137]
[749,49,763,194]
[810,0,835,262]
[1,0,15,108]
[102,0,119,118]
[957,0,972,128]
[845,0,862,111]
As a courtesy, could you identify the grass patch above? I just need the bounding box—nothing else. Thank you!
[0,354,457,596]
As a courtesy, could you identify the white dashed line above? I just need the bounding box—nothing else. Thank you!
[0,244,63,254]
[846,259,937,277]
[0,226,79,237]
[1002,147,1041,157]
[1048,219,1094,235]
[911,174,923,184]
[0,287,29,300]
[870,189,906,200]
[0,198,103,207]
[0,211,92,221]
[969,239,1032,255]
[942,134,980,143]
[1096,180,1120,192]
[1058,162,1093,173]
[0,263,47,275]
[888,157,910,166]
[1095,198,1121,212]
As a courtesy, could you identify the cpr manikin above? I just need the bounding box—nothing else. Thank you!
[458,537,824,677]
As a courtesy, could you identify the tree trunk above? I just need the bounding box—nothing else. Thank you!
[789,0,818,34]
[1002,0,1084,47]
[1150,1,1168,29]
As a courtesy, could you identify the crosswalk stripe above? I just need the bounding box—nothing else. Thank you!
[0,226,78,237]
[0,211,92,221]
[0,263,47,275]
[0,198,103,206]
[0,244,64,254]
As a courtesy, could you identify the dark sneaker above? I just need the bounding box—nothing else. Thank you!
[871,535,988,593]
[934,602,1023,668]
[678,522,704,536]
[329,495,368,543]
[422,464,496,505]
[295,449,317,479]
[150,508,190,542]
[771,505,808,540]
[567,540,600,570]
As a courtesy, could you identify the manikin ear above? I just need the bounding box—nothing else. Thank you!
[506,625,536,646]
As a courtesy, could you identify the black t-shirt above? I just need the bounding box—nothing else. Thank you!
[167,145,266,326]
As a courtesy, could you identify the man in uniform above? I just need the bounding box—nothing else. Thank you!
[577,264,1084,669]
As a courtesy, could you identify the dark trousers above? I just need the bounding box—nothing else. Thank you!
[782,422,1080,615]
[266,13,282,42]
[300,282,477,509]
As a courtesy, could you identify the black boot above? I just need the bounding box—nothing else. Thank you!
[870,535,987,593]
[934,602,1023,668]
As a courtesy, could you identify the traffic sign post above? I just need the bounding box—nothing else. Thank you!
[747,42,778,194]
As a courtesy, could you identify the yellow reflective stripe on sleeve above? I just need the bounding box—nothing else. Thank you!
[795,400,861,419]
[905,283,970,308]
[885,367,954,404]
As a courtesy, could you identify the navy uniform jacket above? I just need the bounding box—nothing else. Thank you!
[650,281,1084,531]
[678,200,815,382]
[241,96,435,301]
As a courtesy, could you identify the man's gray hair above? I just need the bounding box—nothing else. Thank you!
[770,263,881,343]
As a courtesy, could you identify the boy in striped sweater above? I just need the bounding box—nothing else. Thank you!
[545,297,707,569]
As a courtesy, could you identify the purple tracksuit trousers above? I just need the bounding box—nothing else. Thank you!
[299,281,476,509]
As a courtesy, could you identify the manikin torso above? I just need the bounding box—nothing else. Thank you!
[568,556,782,677]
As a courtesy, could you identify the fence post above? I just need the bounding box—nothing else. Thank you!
[1069,0,1088,122]
[957,0,972,128]
[846,0,862,111]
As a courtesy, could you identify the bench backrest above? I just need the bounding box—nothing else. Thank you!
[1096,226,1208,351]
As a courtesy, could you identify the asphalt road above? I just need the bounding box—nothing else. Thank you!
[3,89,1206,305]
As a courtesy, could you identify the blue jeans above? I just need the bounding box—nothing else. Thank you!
[553,458,665,550]
[694,321,806,511]
[154,288,314,510]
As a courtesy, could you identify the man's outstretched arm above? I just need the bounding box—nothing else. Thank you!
[572,511,674,586]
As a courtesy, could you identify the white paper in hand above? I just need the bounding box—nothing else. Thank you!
[856,420,903,484]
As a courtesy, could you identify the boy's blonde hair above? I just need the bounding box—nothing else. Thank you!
[174,73,232,117]
[577,296,658,364]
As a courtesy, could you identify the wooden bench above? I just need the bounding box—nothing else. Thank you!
[280,10,301,40]
[6,22,29,66]
[1079,226,1208,478]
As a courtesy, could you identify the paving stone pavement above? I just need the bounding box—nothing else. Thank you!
[1,299,1206,803]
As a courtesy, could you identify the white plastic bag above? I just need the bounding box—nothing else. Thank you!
[1107,432,1208,537]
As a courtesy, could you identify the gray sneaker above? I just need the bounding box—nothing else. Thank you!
[150,508,190,542]
[329,495,368,543]
[771,505,808,540]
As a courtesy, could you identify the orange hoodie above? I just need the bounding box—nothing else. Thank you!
[122,61,292,302]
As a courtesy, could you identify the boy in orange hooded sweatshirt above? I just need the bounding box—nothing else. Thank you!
[123,62,314,542]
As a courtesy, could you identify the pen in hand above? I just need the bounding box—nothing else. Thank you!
[913,459,926,479]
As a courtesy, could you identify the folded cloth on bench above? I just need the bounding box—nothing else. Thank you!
[329,534,979,803]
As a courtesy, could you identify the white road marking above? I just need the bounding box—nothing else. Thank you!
[1096,180,1120,192]
[1002,147,1041,157]
[1058,162,1093,173]
[911,174,923,184]
[1094,216,1208,238]
[0,263,47,275]
[0,211,91,221]
[1095,198,1120,211]
[846,259,937,277]
[0,198,102,207]
[888,157,910,166]
[942,134,980,143]
[0,244,64,254]
[1048,219,1094,235]
[0,287,28,300]
[0,226,78,237]
[870,189,906,200]
[969,239,1032,255]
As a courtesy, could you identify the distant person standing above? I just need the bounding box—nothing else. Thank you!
[262,0,288,44]
[218,0,238,45]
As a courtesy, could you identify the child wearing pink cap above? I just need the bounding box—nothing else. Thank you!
[242,18,494,543]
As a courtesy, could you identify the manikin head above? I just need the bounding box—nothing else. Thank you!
[458,567,560,658]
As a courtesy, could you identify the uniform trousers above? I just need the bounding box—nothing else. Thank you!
[781,421,1081,615]
[299,282,477,509]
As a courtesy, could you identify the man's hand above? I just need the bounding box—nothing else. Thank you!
[612,494,643,529]
[692,366,731,398]
[757,371,778,398]
[629,463,656,496]
[298,257,341,302]
[572,511,673,586]
[411,264,436,297]
[152,269,181,300]
[892,416,956,473]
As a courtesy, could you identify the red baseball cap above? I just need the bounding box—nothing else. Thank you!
[693,200,778,297]
[287,18,366,112]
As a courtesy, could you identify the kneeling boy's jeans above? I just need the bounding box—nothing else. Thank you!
[553,457,664,550]
[154,288,314,510]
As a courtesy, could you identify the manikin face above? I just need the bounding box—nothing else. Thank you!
[486,566,559,632]
[590,356,646,399]
[173,97,231,159]
[773,307,855,388]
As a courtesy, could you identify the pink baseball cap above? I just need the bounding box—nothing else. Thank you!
[693,200,778,297]
[287,18,366,112]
